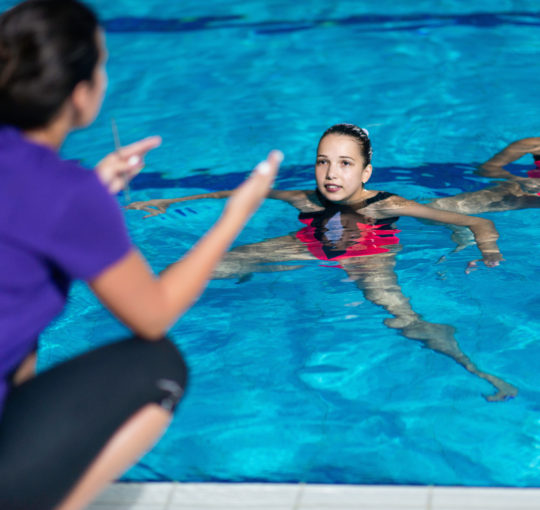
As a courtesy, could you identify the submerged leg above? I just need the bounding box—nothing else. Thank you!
[428,181,540,214]
[212,234,314,280]
[208,233,517,401]
[340,255,517,401]
[399,321,517,402]
[427,185,540,258]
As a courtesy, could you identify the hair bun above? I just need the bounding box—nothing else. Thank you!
[0,39,11,61]
[0,42,14,86]
[0,0,99,129]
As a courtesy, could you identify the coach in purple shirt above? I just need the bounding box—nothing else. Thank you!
[0,1,282,509]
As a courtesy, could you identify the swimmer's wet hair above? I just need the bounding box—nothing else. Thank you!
[0,0,99,129]
[320,123,373,166]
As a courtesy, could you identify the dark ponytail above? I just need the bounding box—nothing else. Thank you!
[0,0,99,129]
[319,123,373,166]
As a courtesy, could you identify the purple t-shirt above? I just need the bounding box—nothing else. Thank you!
[0,126,132,414]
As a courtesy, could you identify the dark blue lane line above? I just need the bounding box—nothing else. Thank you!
[128,162,534,197]
[104,14,244,32]
[104,11,540,34]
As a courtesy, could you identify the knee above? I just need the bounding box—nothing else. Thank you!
[156,337,188,390]
[135,336,189,412]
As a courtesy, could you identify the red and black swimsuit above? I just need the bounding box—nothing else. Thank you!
[296,191,401,261]
[528,157,540,182]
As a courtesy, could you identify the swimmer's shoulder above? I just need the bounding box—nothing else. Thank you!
[362,191,413,216]
[268,189,323,212]
[366,190,408,208]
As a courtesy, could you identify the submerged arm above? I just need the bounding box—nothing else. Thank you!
[383,198,502,266]
[127,189,310,217]
[478,137,540,179]
[126,190,234,217]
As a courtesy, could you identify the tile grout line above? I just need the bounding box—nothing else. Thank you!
[163,481,177,510]
[292,482,305,510]
[426,485,433,510]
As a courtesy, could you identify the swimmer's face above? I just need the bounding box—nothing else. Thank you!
[315,134,372,205]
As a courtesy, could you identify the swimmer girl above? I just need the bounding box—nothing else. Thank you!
[128,123,517,402]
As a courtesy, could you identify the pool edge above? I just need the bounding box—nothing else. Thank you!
[88,481,540,509]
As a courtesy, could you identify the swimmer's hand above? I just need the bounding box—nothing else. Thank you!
[223,151,282,224]
[126,198,173,218]
[465,251,503,274]
[96,136,162,194]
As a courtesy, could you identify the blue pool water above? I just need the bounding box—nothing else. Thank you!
[3,0,540,486]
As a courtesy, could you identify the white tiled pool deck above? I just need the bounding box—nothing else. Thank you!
[88,483,540,510]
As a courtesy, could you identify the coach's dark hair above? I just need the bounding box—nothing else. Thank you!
[319,123,373,166]
[0,0,99,129]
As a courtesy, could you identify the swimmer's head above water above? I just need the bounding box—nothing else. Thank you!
[319,123,373,165]
[316,123,374,205]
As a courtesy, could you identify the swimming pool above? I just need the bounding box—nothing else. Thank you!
[4,0,539,486]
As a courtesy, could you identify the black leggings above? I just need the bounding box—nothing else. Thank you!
[0,336,187,510]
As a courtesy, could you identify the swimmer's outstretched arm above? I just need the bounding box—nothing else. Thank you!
[126,189,311,217]
[478,137,540,179]
[90,152,282,339]
[379,198,502,267]
[126,191,234,217]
